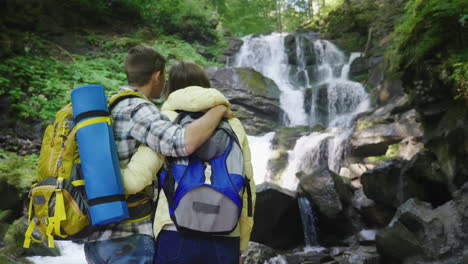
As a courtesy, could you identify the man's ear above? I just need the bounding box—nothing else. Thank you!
[153,71,161,83]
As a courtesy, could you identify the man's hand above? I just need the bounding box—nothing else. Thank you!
[184,104,229,155]
[224,108,235,119]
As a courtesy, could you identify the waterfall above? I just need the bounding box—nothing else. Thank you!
[234,33,308,126]
[297,196,319,247]
[247,133,275,185]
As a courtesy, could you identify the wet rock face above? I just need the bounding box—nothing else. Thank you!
[217,37,243,65]
[207,67,286,135]
[250,183,304,250]
[376,184,468,263]
[298,168,344,218]
[242,242,276,264]
[351,96,422,157]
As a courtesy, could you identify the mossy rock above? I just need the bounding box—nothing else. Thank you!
[2,216,59,258]
[271,126,312,150]
[0,254,33,264]
[234,68,280,99]
[267,150,289,182]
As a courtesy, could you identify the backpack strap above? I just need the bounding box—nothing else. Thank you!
[244,178,253,217]
[108,90,147,111]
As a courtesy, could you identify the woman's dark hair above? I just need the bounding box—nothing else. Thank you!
[166,61,211,96]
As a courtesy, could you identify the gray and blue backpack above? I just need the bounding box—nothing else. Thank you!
[158,111,253,235]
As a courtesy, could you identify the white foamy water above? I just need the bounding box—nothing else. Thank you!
[28,241,86,264]
[235,33,308,126]
[247,132,275,185]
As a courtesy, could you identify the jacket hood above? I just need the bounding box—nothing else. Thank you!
[161,86,231,112]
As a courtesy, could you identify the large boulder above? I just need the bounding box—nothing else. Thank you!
[361,159,427,209]
[351,108,423,157]
[250,183,304,249]
[298,168,344,218]
[207,67,286,135]
[422,103,468,189]
[376,184,468,263]
[298,168,360,246]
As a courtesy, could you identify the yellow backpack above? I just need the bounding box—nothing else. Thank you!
[24,90,146,248]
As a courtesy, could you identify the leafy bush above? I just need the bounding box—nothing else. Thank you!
[154,36,219,68]
[388,0,467,72]
[0,52,126,122]
[0,150,38,192]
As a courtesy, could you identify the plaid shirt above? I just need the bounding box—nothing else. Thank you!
[86,85,187,242]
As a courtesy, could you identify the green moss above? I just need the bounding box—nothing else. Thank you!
[0,150,38,192]
[235,68,280,98]
[368,143,401,162]
[351,72,369,83]
[356,118,390,131]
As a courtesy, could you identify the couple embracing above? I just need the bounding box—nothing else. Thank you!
[83,45,255,264]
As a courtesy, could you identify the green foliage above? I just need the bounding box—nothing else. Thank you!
[322,0,379,53]
[388,0,468,72]
[137,0,219,44]
[219,0,277,35]
[0,151,38,192]
[0,52,126,122]
[155,36,220,68]
[445,51,468,100]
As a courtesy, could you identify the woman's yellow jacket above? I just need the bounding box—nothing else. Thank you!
[121,86,256,251]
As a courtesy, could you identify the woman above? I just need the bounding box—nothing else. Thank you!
[122,61,255,263]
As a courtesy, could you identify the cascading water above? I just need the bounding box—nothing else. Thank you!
[297,196,319,247]
[234,33,308,126]
[236,33,370,256]
[279,38,370,191]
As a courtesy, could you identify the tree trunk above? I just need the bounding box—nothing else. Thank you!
[277,0,283,32]
[317,0,321,20]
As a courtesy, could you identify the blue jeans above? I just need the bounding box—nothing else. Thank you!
[84,234,155,264]
[154,230,240,264]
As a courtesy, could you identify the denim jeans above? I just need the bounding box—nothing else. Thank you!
[154,230,240,264]
[84,234,155,264]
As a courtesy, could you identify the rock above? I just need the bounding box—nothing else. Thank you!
[208,67,286,135]
[349,56,369,78]
[377,79,404,105]
[423,103,468,189]
[299,168,362,246]
[271,126,312,150]
[242,242,276,264]
[401,151,452,206]
[333,245,382,264]
[398,137,424,160]
[357,230,377,244]
[251,183,304,249]
[1,216,59,258]
[376,185,468,263]
[339,163,373,181]
[361,159,425,208]
[298,168,344,218]
[352,189,395,228]
[351,109,423,157]
[281,247,329,264]
[218,37,243,65]
[266,150,289,182]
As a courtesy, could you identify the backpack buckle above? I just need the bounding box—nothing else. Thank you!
[55,178,64,190]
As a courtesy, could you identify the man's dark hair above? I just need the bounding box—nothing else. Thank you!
[124,45,166,86]
[167,61,211,96]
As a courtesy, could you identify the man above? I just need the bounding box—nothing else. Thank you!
[83,45,231,264]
